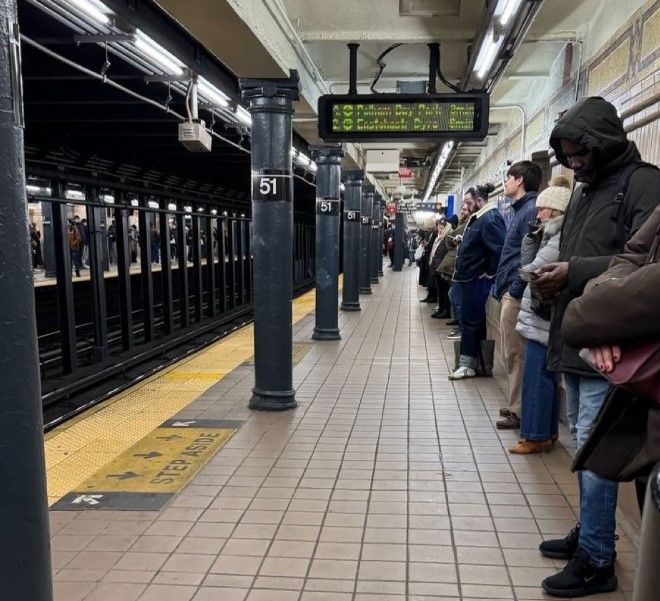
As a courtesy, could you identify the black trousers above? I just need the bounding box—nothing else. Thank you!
[434,273,450,314]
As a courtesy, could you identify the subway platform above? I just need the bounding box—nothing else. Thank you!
[47,266,638,601]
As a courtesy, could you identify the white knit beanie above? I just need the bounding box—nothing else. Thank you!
[536,175,572,212]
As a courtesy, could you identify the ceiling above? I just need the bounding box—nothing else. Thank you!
[155,0,620,204]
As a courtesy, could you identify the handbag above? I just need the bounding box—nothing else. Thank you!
[579,342,660,405]
[571,387,660,481]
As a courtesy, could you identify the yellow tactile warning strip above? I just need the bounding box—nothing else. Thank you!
[45,287,318,506]
[51,419,241,510]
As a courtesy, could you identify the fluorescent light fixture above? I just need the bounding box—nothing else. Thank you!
[222,210,228,216]
[197,77,229,108]
[240,213,245,218]
[422,141,454,202]
[26,184,52,196]
[147,200,159,209]
[134,30,184,76]
[309,162,317,173]
[414,210,436,221]
[340,183,345,192]
[494,0,523,25]
[167,203,176,211]
[197,207,204,212]
[235,106,252,126]
[290,148,298,158]
[100,193,114,203]
[210,209,218,215]
[297,153,311,166]
[473,28,504,79]
[65,189,86,200]
[63,0,110,25]
[130,198,139,207]
[184,205,192,213]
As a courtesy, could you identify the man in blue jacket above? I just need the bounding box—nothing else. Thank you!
[449,183,506,380]
[492,161,542,429]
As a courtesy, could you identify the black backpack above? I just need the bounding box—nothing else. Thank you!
[611,161,660,248]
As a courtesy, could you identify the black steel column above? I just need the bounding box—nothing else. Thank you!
[0,2,53,598]
[359,184,374,295]
[241,70,299,410]
[370,192,380,284]
[393,210,405,271]
[159,200,174,335]
[87,187,108,360]
[377,198,385,277]
[340,170,363,311]
[138,203,154,342]
[311,144,343,341]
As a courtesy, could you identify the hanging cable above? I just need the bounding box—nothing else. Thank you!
[370,43,405,93]
[437,44,462,93]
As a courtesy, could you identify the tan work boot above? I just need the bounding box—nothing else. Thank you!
[508,439,553,454]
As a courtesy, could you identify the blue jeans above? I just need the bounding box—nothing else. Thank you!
[520,339,558,440]
[458,277,492,368]
[564,373,617,567]
[449,282,462,325]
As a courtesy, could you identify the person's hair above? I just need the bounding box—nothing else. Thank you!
[507,160,542,192]
[474,182,495,202]
[448,215,459,228]
[465,187,477,199]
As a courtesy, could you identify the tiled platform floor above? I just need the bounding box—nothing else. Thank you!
[49,266,638,600]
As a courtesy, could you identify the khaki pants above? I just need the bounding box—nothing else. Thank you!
[499,293,524,417]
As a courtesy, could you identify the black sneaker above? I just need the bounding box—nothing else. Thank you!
[539,524,580,559]
[542,548,617,598]
[445,319,458,326]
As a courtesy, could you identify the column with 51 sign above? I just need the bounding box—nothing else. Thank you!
[310,145,343,340]
[240,71,299,411]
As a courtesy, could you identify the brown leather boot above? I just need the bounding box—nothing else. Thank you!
[509,439,554,454]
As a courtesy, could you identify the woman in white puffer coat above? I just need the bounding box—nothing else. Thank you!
[509,176,572,455]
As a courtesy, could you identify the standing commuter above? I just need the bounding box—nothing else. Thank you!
[67,221,82,277]
[493,160,542,430]
[108,218,117,264]
[439,202,471,340]
[129,224,139,263]
[448,183,506,380]
[509,176,572,454]
[73,215,87,270]
[531,97,660,598]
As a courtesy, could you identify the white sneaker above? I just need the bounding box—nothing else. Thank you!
[446,329,461,340]
[448,366,476,380]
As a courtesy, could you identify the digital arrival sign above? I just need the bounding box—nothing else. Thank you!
[318,93,489,142]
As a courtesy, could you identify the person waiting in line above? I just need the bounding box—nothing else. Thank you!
[418,218,443,303]
[448,183,506,380]
[67,221,82,277]
[492,160,543,430]
[426,217,450,307]
[562,204,660,513]
[431,214,458,319]
[439,202,474,340]
[531,97,660,598]
[509,176,572,454]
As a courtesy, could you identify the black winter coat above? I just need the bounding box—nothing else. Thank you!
[546,97,660,375]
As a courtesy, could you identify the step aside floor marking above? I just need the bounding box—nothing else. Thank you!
[51,419,241,511]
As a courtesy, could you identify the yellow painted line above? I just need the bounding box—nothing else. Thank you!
[45,287,319,506]
[76,427,236,494]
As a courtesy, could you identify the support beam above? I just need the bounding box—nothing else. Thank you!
[241,70,299,411]
[0,2,53,598]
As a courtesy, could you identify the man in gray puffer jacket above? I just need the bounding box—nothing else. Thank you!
[510,176,572,457]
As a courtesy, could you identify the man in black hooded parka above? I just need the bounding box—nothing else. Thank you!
[531,97,660,597]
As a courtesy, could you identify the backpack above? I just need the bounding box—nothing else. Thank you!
[611,161,660,248]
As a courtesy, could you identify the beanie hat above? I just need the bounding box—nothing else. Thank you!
[536,175,572,212]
